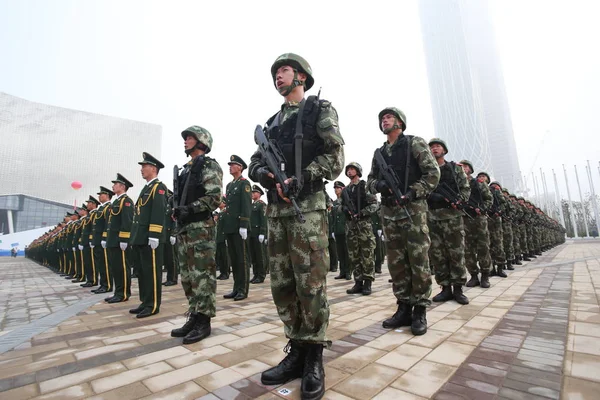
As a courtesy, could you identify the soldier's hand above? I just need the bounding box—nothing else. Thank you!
[375,180,391,194]
[173,205,190,221]
[377,229,382,237]
[475,208,481,215]
[239,228,248,240]
[119,242,128,251]
[78,245,84,251]
[148,238,159,249]
[398,189,416,206]
[257,167,275,189]
[101,240,107,249]
[331,233,335,240]
[89,242,94,248]
[170,236,176,245]
[72,247,76,252]
[276,183,292,203]
[259,234,265,243]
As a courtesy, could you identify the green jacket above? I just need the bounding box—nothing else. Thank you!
[80,211,95,246]
[131,179,168,245]
[250,199,267,237]
[221,176,252,234]
[94,202,111,246]
[106,194,134,248]
[331,198,348,235]
[216,212,226,243]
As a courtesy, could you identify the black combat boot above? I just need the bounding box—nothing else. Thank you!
[334,273,345,280]
[375,265,382,274]
[171,313,198,337]
[453,285,469,305]
[432,285,453,302]
[496,264,508,278]
[514,257,523,265]
[411,305,428,336]
[261,341,306,385]
[301,344,325,400]
[466,274,480,287]
[362,280,372,296]
[489,265,497,277]
[382,302,412,329]
[346,280,363,294]
[506,260,514,270]
[529,252,537,259]
[183,313,211,344]
[480,273,491,288]
[522,254,532,261]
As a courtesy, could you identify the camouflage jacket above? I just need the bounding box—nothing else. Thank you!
[249,99,345,218]
[367,135,440,222]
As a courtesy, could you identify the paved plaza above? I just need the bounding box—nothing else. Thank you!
[0,240,599,399]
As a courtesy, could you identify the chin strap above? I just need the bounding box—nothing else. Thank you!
[277,69,305,96]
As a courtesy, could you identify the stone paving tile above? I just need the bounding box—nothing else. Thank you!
[1,241,600,399]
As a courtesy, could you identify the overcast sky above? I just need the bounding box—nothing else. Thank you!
[1,0,599,204]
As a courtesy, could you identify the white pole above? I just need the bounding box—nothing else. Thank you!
[541,169,552,218]
[586,161,600,236]
[531,172,539,204]
[564,164,579,238]
[553,169,566,229]
[574,165,590,237]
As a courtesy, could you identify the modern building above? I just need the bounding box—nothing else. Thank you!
[418,0,522,192]
[0,92,162,208]
[0,194,71,234]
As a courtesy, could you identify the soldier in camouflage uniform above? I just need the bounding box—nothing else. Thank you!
[171,126,223,345]
[508,193,524,265]
[249,53,344,399]
[341,162,377,295]
[460,160,493,288]
[427,139,470,305]
[517,197,532,261]
[367,107,440,336]
[332,181,351,280]
[500,188,515,270]
[477,173,507,277]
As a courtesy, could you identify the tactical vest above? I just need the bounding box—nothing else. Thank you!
[468,178,483,206]
[438,162,460,194]
[178,156,212,222]
[379,135,422,205]
[348,181,368,212]
[265,95,325,201]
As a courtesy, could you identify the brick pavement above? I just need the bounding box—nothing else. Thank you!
[0,240,599,399]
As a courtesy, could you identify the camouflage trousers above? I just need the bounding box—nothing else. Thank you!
[463,215,492,275]
[429,216,467,286]
[519,224,528,254]
[346,219,376,282]
[268,210,330,345]
[488,216,505,264]
[513,224,521,257]
[503,220,514,261]
[527,224,535,254]
[176,223,217,317]
[383,212,432,307]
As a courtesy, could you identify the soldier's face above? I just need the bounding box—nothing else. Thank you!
[140,163,155,180]
[112,182,125,194]
[346,167,357,179]
[430,144,445,158]
[461,165,472,175]
[184,135,198,152]
[381,114,399,132]
[99,193,109,203]
[219,202,225,210]
[335,187,343,196]
[252,192,261,201]
[229,163,242,175]
[275,65,306,94]
[477,175,488,184]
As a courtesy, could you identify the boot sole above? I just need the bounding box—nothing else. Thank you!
[411,327,427,336]
[171,331,191,338]
[182,331,211,344]
[382,321,411,329]
[261,373,302,386]
[301,386,325,400]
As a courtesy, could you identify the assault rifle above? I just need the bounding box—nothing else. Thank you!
[254,125,305,223]
[434,182,474,220]
[341,184,362,221]
[172,165,180,231]
[374,149,413,223]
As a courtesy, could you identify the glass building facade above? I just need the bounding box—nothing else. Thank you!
[0,195,72,234]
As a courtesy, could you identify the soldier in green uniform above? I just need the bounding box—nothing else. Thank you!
[171,126,223,344]
[372,202,384,274]
[342,162,377,295]
[129,153,168,318]
[367,107,440,336]
[80,197,99,287]
[104,173,134,303]
[332,181,351,280]
[163,190,178,286]
[249,185,268,284]
[215,199,230,280]
[71,207,86,283]
[477,173,507,278]
[91,187,114,294]
[427,139,470,305]
[460,160,493,288]
[249,53,344,399]
[221,155,252,301]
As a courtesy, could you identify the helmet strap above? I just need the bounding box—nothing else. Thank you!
[277,69,305,96]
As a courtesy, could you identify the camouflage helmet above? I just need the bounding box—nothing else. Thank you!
[181,126,213,154]
[378,107,407,133]
[428,138,448,154]
[489,181,502,189]
[345,162,363,178]
[476,171,491,183]
[271,53,314,91]
[459,159,474,174]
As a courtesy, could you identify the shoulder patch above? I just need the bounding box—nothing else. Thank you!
[158,189,165,195]
[245,186,250,192]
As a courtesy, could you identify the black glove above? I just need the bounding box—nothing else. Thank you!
[257,167,275,189]
[398,189,416,206]
[173,205,191,221]
[427,193,448,209]
[375,180,391,194]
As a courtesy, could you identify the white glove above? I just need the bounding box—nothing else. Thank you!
[101,240,107,249]
[331,233,335,239]
[258,234,265,243]
[170,236,176,245]
[89,242,94,248]
[57,249,59,252]
[239,227,248,240]
[119,242,128,251]
[72,247,76,252]
[377,230,382,237]
[381,235,385,241]
[148,237,159,249]
[78,245,84,251]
